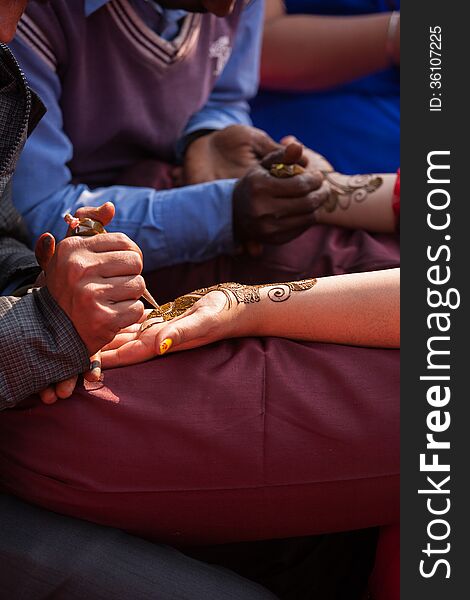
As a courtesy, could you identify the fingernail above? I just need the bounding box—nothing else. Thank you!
[88,360,102,382]
[159,338,173,355]
[90,360,101,371]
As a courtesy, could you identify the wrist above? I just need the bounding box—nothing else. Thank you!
[224,299,260,339]
[181,129,216,158]
[314,170,343,222]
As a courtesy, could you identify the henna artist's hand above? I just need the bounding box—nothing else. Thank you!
[38,376,79,405]
[232,142,327,245]
[183,125,280,185]
[35,203,146,403]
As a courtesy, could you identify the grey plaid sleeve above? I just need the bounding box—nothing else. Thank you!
[0,287,89,409]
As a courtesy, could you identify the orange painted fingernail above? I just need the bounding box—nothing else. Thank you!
[159,338,173,355]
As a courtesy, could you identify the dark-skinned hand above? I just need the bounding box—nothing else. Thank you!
[183,124,280,185]
[232,142,327,245]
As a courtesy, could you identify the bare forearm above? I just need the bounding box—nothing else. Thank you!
[239,269,400,348]
[315,172,397,232]
[262,13,395,91]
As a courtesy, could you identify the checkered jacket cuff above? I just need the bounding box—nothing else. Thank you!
[0,287,89,409]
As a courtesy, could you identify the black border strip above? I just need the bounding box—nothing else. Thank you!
[401,2,468,597]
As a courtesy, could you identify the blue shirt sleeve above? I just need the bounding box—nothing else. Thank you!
[8,36,236,273]
[180,0,263,141]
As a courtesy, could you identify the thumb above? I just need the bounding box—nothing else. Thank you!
[153,308,215,355]
[74,202,116,227]
[280,135,299,147]
[260,141,304,170]
[35,232,56,270]
[252,129,281,159]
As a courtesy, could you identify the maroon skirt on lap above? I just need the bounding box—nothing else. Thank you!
[0,338,399,545]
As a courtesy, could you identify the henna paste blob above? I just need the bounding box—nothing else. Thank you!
[270,163,305,178]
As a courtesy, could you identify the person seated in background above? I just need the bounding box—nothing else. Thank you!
[9,0,323,269]
[10,0,399,305]
[0,10,276,599]
[251,0,400,174]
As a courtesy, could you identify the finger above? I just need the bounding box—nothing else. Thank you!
[40,386,58,405]
[58,233,143,266]
[280,135,299,146]
[152,307,218,355]
[84,353,102,382]
[268,172,325,201]
[138,308,154,323]
[102,275,146,302]
[261,213,316,244]
[267,198,316,220]
[94,250,143,278]
[74,202,116,227]
[278,137,311,168]
[35,233,56,270]
[257,183,327,221]
[100,311,152,351]
[55,375,79,399]
[275,182,330,217]
[251,167,323,199]
[82,232,143,258]
[251,129,280,158]
[113,299,145,330]
[102,309,152,350]
[260,142,304,170]
[101,328,141,351]
[101,339,152,369]
[277,211,317,232]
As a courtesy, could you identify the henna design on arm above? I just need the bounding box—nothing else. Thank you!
[320,172,383,212]
[144,279,317,325]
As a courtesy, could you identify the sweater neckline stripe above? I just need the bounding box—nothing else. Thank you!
[107,2,173,65]
[109,0,199,62]
[16,22,57,72]
[115,0,193,56]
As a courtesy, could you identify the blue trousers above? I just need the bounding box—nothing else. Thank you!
[0,494,276,599]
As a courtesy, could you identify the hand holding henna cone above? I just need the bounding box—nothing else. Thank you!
[64,212,159,381]
[64,213,160,310]
[244,156,306,256]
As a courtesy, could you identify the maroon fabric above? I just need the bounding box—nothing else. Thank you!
[0,338,399,545]
[368,525,400,600]
[114,159,179,190]
[145,226,400,303]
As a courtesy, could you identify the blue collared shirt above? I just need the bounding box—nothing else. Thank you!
[10,0,263,271]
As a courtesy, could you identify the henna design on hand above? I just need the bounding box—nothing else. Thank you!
[321,172,383,212]
[143,279,317,326]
